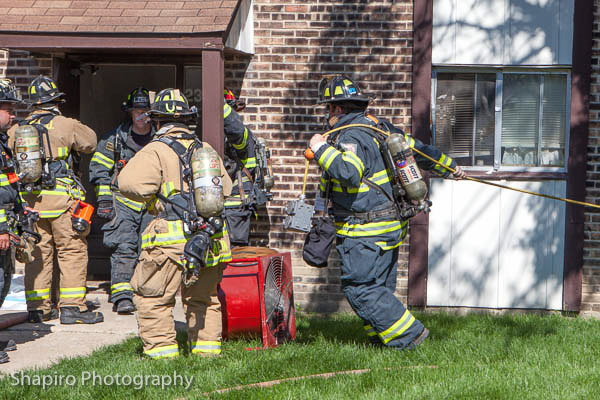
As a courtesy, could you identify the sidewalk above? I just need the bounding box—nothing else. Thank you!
[0,294,186,374]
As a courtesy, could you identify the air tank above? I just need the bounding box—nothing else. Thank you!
[386,133,428,202]
[191,146,224,218]
[14,125,42,183]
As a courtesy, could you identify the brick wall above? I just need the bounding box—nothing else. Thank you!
[582,1,600,318]
[0,49,51,119]
[225,0,415,312]
[5,0,595,316]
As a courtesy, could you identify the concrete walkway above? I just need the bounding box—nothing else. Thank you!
[0,294,186,374]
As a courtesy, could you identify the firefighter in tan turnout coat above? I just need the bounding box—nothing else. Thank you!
[8,76,104,324]
[118,88,232,359]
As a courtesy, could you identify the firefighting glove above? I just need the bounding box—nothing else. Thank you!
[96,200,115,220]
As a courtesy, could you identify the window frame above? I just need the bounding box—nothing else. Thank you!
[431,66,571,173]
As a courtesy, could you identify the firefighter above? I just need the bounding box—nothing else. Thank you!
[118,88,232,359]
[8,75,103,324]
[89,87,155,314]
[222,89,259,247]
[308,76,465,350]
[0,78,25,363]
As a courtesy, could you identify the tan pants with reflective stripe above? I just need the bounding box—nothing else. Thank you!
[25,211,90,312]
[133,246,224,356]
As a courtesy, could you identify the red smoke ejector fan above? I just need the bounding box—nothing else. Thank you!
[218,247,296,348]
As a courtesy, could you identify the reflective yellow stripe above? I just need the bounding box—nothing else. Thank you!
[241,157,256,168]
[95,185,112,197]
[232,127,248,150]
[57,146,68,159]
[191,340,221,354]
[145,344,179,359]
[161,182,176,198]
[0,209,6,224]
[364,324,378,337]
[405,135,415,147]
[0,174,11,187]
[341,151,365,179]
[335,220,408,237]
[115,193,145,212]
[318,146,341,171]
[223,103,232,119]
[59,287,86,299]
[375,240,403,251]
[111,282,133,293]
[91,152,115,169]
[38,209,68,218]
[141,220,186,248]
[379,310,416,344]
[331,169,391,194]
[26,288,50,301]
[225,195,243,207]
[142,220,231,266]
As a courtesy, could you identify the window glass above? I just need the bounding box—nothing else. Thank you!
[434,70,567,169]
[435,73,495,166]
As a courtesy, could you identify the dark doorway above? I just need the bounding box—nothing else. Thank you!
[79,64,177,278]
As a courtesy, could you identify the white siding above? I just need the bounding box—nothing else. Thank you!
[433,0,573,65]
[427,179,565,309]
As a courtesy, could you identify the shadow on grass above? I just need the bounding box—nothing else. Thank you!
[292,311,561,347]
[419,312,559,341]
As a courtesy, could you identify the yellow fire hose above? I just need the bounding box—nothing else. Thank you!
[303,123,599,210]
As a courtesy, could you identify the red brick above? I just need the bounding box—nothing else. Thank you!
[154,25,194,33]
[98,16,140,25]
[114,25,154,33]
[175,16,213,25]
[146,1,183,9]
[137,16,177,26]
[0,0,34,7]
[36,24,78,32]
[60,16,100,25]
[158,9,197,17]
[77,25,116,32]
[107,1,147,9]
[199,8,234,17]
[45,8,86,16]
[84,8,123,17]
[122,9,160,17]
[33,1,71,7]
[70,1,109,8]
[8,8,47,15]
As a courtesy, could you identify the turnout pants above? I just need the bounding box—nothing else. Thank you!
[0,250,12,308]
[25,211,90,313]
[132,246,224,359]
[336,234,425,349]
[102,200,152,303]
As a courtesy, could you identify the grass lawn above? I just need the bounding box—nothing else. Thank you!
[0,311,599,399]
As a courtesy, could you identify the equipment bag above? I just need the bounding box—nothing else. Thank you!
[302,177,335,268]
[302,216,336,268]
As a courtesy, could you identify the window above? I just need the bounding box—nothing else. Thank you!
[432,70,570,170]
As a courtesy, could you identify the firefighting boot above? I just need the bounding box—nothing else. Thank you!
[114,299,136,314]
[407,327,430,350]
[0,351,8,364]
[59,307,104,325]
[0,339,16,352]
[27,309,59,323]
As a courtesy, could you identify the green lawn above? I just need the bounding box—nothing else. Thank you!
[1,311,599,399]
